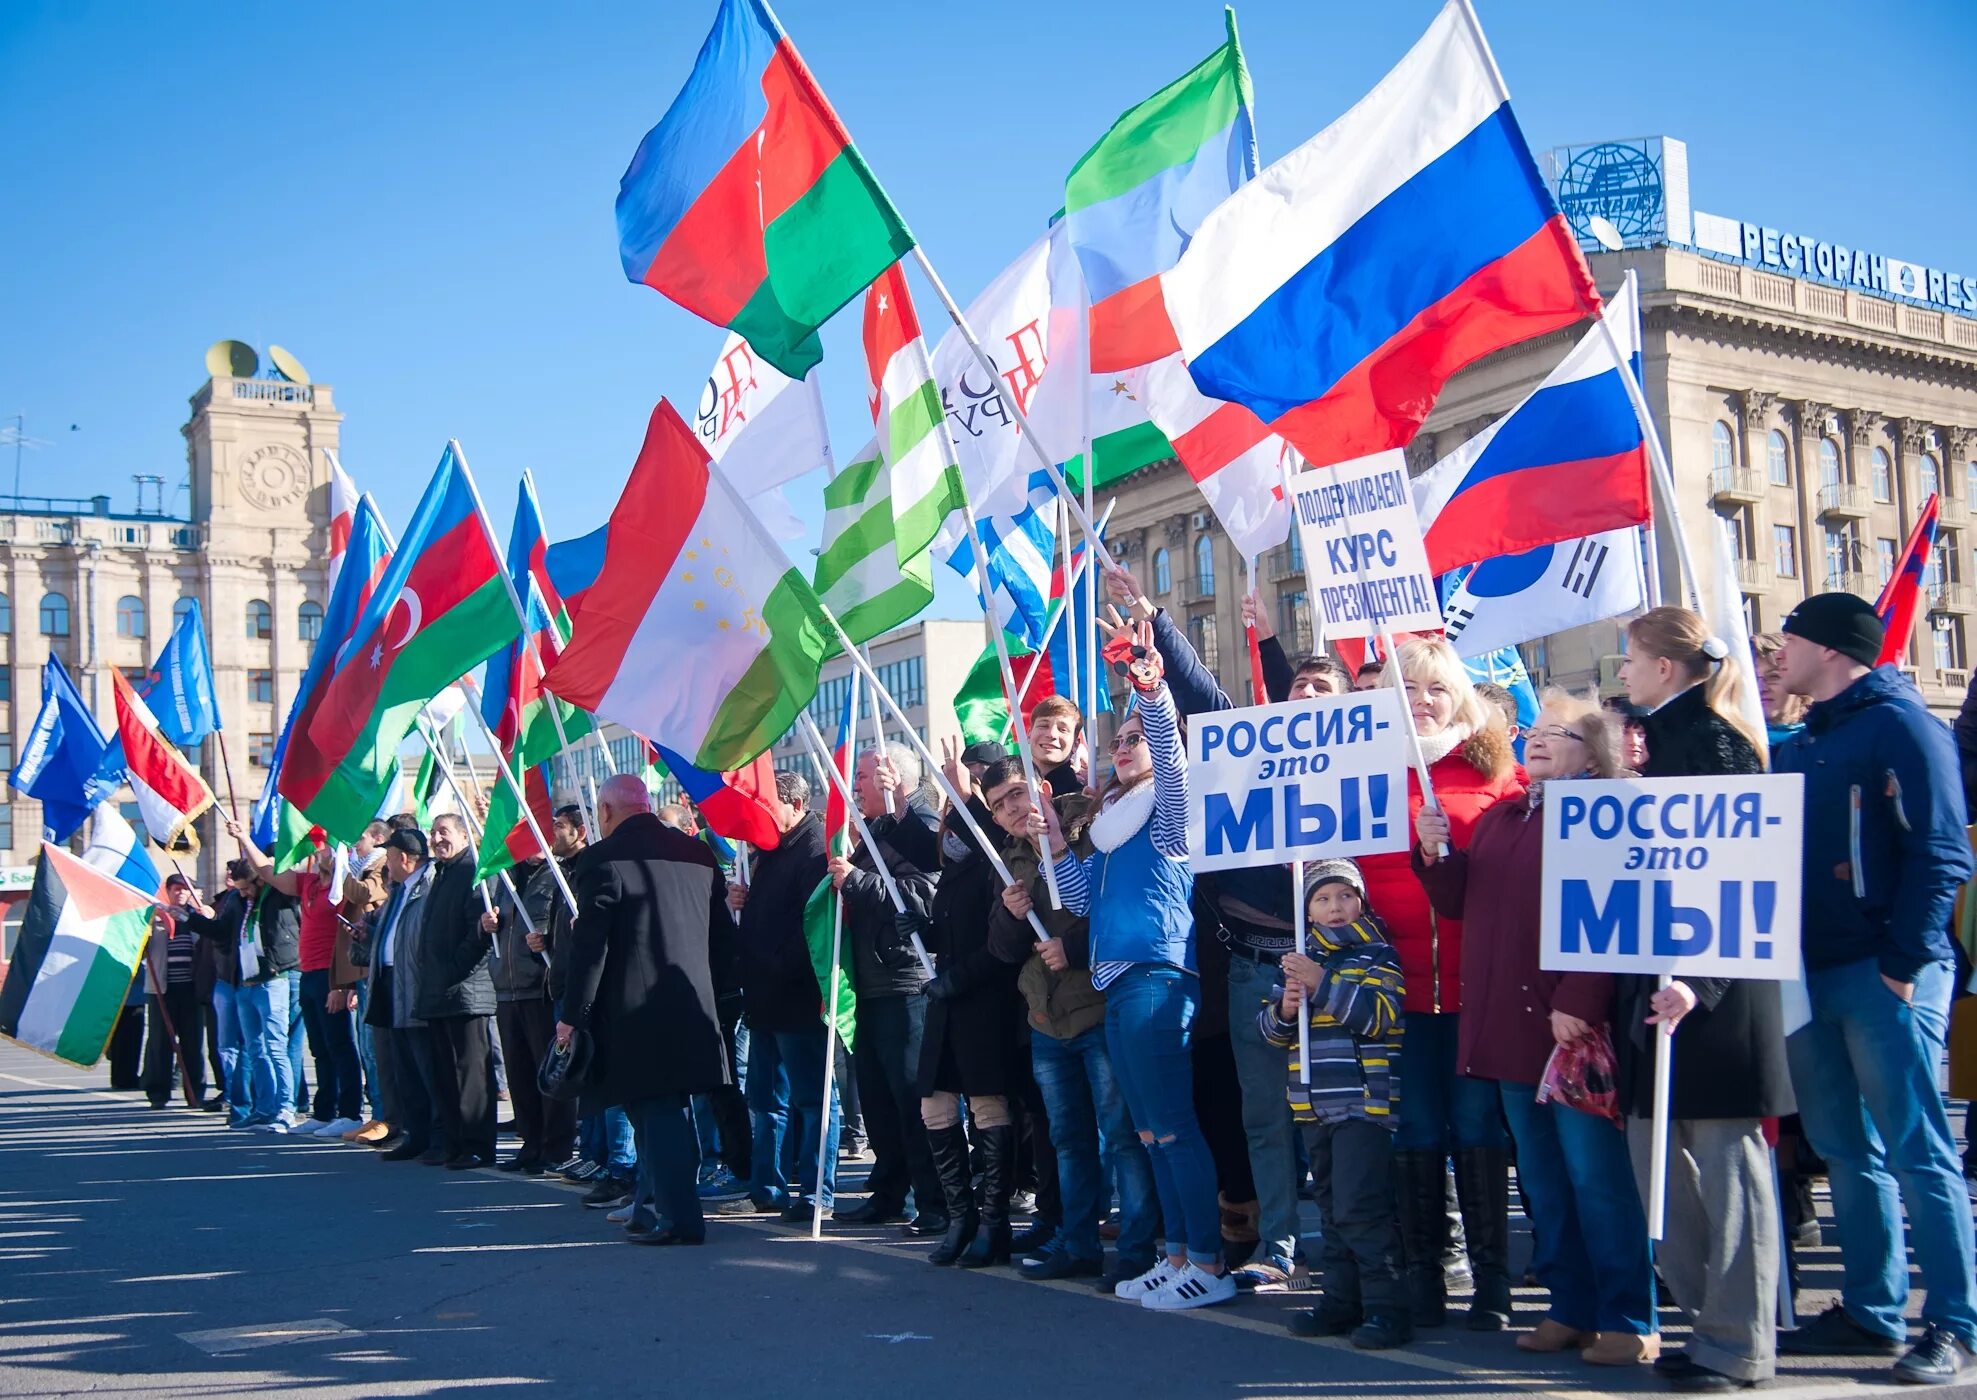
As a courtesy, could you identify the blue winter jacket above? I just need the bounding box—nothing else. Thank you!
[1772,666,1974,983]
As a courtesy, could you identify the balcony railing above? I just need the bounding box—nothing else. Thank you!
[1709,466,1766,504]
[231,380,314,405]
[1940,497,1971,530]
[1945,668,1971,694]
[1817,482,1871,519]
[1181,574,1217,605]
[1930,581,1976,613]
[1268,547,1303,583]
[1734,558,1772,593]
[1823,570,1877,600]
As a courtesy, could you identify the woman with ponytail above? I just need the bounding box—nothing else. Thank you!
[1613,606,1793,1387]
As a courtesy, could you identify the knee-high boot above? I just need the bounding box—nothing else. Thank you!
[1454,1146,1511,1331]
[958,1124,1014,1268]
[926,1124,978,1266]
[1393,1149,1449,1328]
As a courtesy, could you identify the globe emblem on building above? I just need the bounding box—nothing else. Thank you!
[1556,143,1663,246]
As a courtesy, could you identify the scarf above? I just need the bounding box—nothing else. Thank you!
[1090,782,1156,854]
[1521,767,1596,820]
[1411,722,1471,769]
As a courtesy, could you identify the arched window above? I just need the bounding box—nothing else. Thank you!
[1817,439,1841,490]
[1920,452,1942,501]
[39,592,69,638]
[173,597,196,628]
[1711,421,1735,472]
[115,595,145,640]
[1967,460,1977,504]
[1195,535,1215,597]
[246,599,272,641]
[0,592,13,635]
[1766,430,1790,486]
[1152,548,1172,595]
[298,600,323,642]
[1871,447,1893,502]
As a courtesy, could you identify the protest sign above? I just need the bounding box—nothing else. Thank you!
[1288,451,1441,639]
[1186,690,1411,873]
[1539,775,1804,979]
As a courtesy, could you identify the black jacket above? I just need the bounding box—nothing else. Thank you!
[1956,673,1977,821]
[1616,683,1794,1120]
[840,803,939,1001]
[182,886,300,986]
[561,812,730,1107]
[917,802,1024,1099]
[413,851,497,1020]
[490,858,554,1000]
[734,812,830,1034]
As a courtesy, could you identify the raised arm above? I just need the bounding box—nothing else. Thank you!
[1139,682,1190,859]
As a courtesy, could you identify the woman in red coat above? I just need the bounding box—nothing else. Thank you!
[1358,637,1522,1330]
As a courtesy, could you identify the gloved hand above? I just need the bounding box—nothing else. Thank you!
[921,974,954,1002]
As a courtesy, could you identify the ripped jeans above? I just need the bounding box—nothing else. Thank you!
[1102,965,1221,1263]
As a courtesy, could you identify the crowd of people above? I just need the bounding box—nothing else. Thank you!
[108,570,1977,1389]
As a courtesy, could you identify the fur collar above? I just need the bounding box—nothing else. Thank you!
[1090,782,1156,853]
[1419,722,1514,781]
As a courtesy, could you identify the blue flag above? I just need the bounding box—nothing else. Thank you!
[11,655,124,843]
[140,597,219,747]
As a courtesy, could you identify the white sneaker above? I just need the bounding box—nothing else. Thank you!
[1113,1259,1180,1300]
[317,1118,364,1138]
[606,1203,635,1225]
[1142,1262,1237,1311]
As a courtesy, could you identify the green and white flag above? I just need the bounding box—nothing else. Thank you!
[0,844,154,1067]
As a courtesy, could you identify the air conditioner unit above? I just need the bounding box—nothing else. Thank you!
[1191,512,1208,531]
[1596,654,1626,695]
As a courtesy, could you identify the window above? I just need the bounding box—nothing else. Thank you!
[1871,448,1892,502]
[874,656,925,711]
[1189,613,1218,667]
[1878,538,1899,585]
[119,666,148,686]
[1194,535,1215,597]
[298,600,323,642]
[38,592,69,638]
[247,732,277,769]
[1711,421,1735,471]
[246,599,272,640]
[1968,460,1977,505]
[1814,438,1839,491]
[0,669,11,705]
[1824,525,1857,582]
[1767,430,1790,486]
[1278,590,1312,656]
[1925,543,1947,591]
[1152,548,1172,595]
[1920,452,1942,502]
[0,592,11,635]
[1772,525,1797,579]
[1933,617,1965,673]
[0,734,14,771]
[173,597,196,628]
[248,669,274,704]
[1286,531,1303,572]
[115,595,145,640]
[806,673,852,730]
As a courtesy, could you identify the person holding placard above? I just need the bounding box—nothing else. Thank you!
[1614,607,1791,1388]
[1415,693,1657,1365]
[1369,637,1522,1331]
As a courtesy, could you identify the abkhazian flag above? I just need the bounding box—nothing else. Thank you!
[815,264,967,648]
[111,669,215,853]
[0,843,156,1067]
[542,399,832,772]
[615,0,914,378]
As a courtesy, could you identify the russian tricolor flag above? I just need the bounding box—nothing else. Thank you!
[1413,276,1651,574]
[1158,2,1599,469]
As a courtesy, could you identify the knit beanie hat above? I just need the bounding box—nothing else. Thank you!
[1781,592,1884,668]
[1304,858,1366,904]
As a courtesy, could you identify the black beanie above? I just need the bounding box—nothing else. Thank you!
[1781,592,1884,668]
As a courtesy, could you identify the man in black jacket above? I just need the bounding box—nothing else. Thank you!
[489,845,573,1175]
[556,774,731,1246]
[418,814,499,1169]
[179,856,301,1131]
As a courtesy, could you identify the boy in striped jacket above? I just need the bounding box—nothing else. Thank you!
[1259,858,1408,1350]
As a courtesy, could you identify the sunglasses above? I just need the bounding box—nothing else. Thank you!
[1109,732,1146,752]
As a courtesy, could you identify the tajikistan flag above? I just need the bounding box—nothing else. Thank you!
[0,844,155,1067]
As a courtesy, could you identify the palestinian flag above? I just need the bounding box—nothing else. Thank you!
[0,844,154,1067]
[111,669,215,852]
[615,0,914,378]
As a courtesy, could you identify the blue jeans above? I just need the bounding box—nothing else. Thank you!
[1787,957,1977,1345]
[283,969,305,1113]
[1032,1024,1159,1268]
[298,969,362,1122]
[745,1026,793,1206]
[1394,1011,1506,1153]
[628,1094,705,1240]
[229,977,290,1124]
[1103,966,1221,1263]
[1227,955,1301,1269]
[1500,1081,1656,1334]
[691,1094,720,1169]
[354,979,380,1119]
[212,981,242,1116]
[773,1026,840,1207]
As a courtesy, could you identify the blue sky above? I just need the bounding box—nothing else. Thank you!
[2,0,1972,619]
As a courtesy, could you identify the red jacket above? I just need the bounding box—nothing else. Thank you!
[1357,728,1520,1014]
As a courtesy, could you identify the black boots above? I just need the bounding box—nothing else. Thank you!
[1393,1150,1449,1327]
[1454,1147,1512,1331]
[925,1124,978,1266]
[958,1124,1014,1268]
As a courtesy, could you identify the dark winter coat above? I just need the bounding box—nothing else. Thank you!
[987,793,1104,1042]
[1949,672,1977,822]
[560,812,731,1109]
[838,804,939,1002]
[1616,682,1793,1120]
[733,812,829,1034]
[181,885,301,986]
[917,801,1025,1098]
[489,857,553,1000]
[413,851,497,1020]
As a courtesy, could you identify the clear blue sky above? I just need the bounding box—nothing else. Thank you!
[3,0,1972,618]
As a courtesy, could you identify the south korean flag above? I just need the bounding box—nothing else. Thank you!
[1438,527,1645,659]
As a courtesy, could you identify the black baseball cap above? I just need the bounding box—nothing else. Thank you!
[961,740,1008,766]
[382,827,429,860]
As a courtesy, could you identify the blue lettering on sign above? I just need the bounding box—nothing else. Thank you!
[1728,222,1966,312]
[1201,775,1392,857]
[1561,878,1780,962]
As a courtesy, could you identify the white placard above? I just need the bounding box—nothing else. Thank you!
[1288,451,1442,639]
[1540,775,1803,979]
[1186,690,1412,873]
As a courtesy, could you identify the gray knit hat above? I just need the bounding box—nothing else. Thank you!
[1303,858,1366,903]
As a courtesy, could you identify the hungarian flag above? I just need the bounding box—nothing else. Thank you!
[0,844,156,1067]
[111,669,215,852]
[1874,493,1941,667]
[614,0,914,378]
[296,445,518,842]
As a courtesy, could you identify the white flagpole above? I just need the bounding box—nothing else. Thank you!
[1013,501,1117,714]
[1292,857,1310,1085]
[1059,494,1079,730]
[1649,975,1672,1240]
[859,648,894,817]
[1628,271,1666,610]
[803,692,855,1242]
[411,716,496,919]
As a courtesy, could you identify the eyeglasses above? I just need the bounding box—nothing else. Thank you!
[1527,725,1585,744]
[1109,732,1146,752]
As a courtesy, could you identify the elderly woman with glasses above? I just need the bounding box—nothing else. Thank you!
[1413,692,1658,1367]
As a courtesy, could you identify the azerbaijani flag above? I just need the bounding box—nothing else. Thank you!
[111,669,215,853]
[615,0,914,379]
[1874,493,1941,667]
[296,445,518,842]
[0,843,156,1067]
[542,399,832,773]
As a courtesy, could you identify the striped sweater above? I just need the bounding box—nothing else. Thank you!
[1257,912,1405,1126]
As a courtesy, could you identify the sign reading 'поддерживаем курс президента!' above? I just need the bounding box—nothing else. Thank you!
[1539,775,1804,980]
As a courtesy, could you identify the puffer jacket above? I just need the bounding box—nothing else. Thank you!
[1257,912,1405,1125]
[987,793,1104,1042]
[1374,724,1522,1013]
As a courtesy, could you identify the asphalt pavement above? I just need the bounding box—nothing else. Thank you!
[0,1040,1936,1399]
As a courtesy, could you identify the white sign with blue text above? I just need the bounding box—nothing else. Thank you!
[1288,452,1442,639]
[1539,775,1803,979]
[1186,690,1412,873]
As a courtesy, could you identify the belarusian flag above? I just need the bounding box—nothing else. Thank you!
[295,445,518,842]
[615,0,914,379]
[111,669,215,852]
[0,843,155,1067]
[543,399,831,772]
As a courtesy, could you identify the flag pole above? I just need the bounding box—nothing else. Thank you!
[1059,496,1079,735]
[411,715,495,918]
[859,647,894,817]
[1628,270,1666,610]
[1079,269,1101,759]
[1291,856,1309,1086]
[439,713,543,949]
[800,713,853,1242]
[212,732,243,821]
[1012,501,1116,715]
